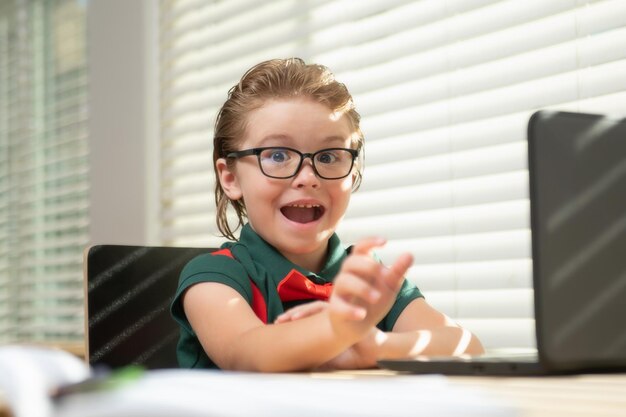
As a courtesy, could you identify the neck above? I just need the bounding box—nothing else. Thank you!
[282,245,328,274]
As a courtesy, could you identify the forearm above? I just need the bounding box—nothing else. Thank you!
[218,311,361,372]
[376,326,485,360]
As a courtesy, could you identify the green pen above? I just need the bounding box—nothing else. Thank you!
[50,365,145,399]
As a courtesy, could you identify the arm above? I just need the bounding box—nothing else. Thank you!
[183,282,354,372]
[377,297,485,358]
[183,237,412,372]
[276,294,484,369]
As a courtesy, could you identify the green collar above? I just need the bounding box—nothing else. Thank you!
[235,223,346,283]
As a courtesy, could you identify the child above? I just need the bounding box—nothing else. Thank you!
[170,58,483,372]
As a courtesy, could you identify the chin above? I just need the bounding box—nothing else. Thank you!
[278,232,331,253]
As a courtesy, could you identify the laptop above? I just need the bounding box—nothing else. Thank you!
[378,110,626,375]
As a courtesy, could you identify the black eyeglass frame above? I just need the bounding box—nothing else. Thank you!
[226,146,359,180]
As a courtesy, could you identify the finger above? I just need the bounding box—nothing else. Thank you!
[333,272,381,304]
[275,310,298,323]
[351,236,387,256]
[329,295,367,321]
[275,301,327,323]
[287,301,326,320]
[340,255,385,285]
[382,252,414,291]
[274,315,289,324]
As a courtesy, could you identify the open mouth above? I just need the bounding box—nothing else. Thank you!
[280,204,325,224]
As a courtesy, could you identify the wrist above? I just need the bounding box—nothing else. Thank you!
[323,309,365,349]
[371,328,390,359]
[373,330,429,360]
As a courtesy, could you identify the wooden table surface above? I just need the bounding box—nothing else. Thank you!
[302,369,626,416]
[447,373,626,417]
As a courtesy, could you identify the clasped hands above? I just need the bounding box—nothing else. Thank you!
[276,237,414,369]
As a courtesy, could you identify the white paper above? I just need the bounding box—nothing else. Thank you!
[0,346,518,417]
[55,369,518,417]
[0,345,90,417]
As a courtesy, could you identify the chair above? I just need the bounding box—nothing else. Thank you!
[84,245,213,369]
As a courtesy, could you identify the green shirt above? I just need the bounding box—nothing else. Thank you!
[170,224,423,369]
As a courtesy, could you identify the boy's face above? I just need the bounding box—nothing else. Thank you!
[218,98,356,270]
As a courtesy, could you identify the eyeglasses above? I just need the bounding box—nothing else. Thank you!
[226,146,359,180]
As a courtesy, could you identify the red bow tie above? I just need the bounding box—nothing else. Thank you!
[277,269,333,302]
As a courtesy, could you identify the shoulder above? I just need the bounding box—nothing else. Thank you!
[177,244,252,298]
[181,245,248,277]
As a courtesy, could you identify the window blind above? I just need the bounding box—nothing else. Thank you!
[158,0,626,350]
[0,0,89,344]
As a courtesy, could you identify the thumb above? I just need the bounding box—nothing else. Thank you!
[382,252,413,292]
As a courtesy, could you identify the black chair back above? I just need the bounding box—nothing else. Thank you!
[84,245,211,369]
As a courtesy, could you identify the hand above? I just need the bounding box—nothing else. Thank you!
[328,237,413,340]
[274,301,328,324]
[318,327,384,370]
[277,301,385,370]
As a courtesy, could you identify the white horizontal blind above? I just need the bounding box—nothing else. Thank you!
[158,0,626,350]
[0,0,89,344]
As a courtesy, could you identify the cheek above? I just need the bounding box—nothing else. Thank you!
[339,176,354,193]
[239,176,283,203]
[330,178,353,208]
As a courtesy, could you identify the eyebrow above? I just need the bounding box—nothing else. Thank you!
[256,134,350,147]
[256,134,291,146]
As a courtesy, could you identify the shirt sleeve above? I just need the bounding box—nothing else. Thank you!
[377,279,424,332]
[170,252,251,334]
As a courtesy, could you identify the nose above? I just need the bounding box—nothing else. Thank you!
[292,158,320,189]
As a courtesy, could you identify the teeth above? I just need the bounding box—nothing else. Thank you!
[289,204,320,208]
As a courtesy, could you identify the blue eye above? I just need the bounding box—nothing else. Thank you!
[270,151,287,162]
[260,148,292,164]
[316,151,339,164]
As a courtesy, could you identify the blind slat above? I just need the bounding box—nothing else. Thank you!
[409,259,532,291]
[339,200,529,241]
[360,141,527,192]
[426,289,533,319]
[346,170,529,218]
[372,230,530,265]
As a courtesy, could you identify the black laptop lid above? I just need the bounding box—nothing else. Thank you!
[528,110,626,372]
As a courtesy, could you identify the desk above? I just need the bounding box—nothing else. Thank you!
[1,372,624,417]
[448,374,626,417]
[312,370,626,417]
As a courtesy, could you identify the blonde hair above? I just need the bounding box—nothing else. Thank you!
[213,58,364,240]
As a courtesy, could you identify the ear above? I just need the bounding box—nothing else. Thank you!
[351,167,361,188]
[216,158,243,201]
